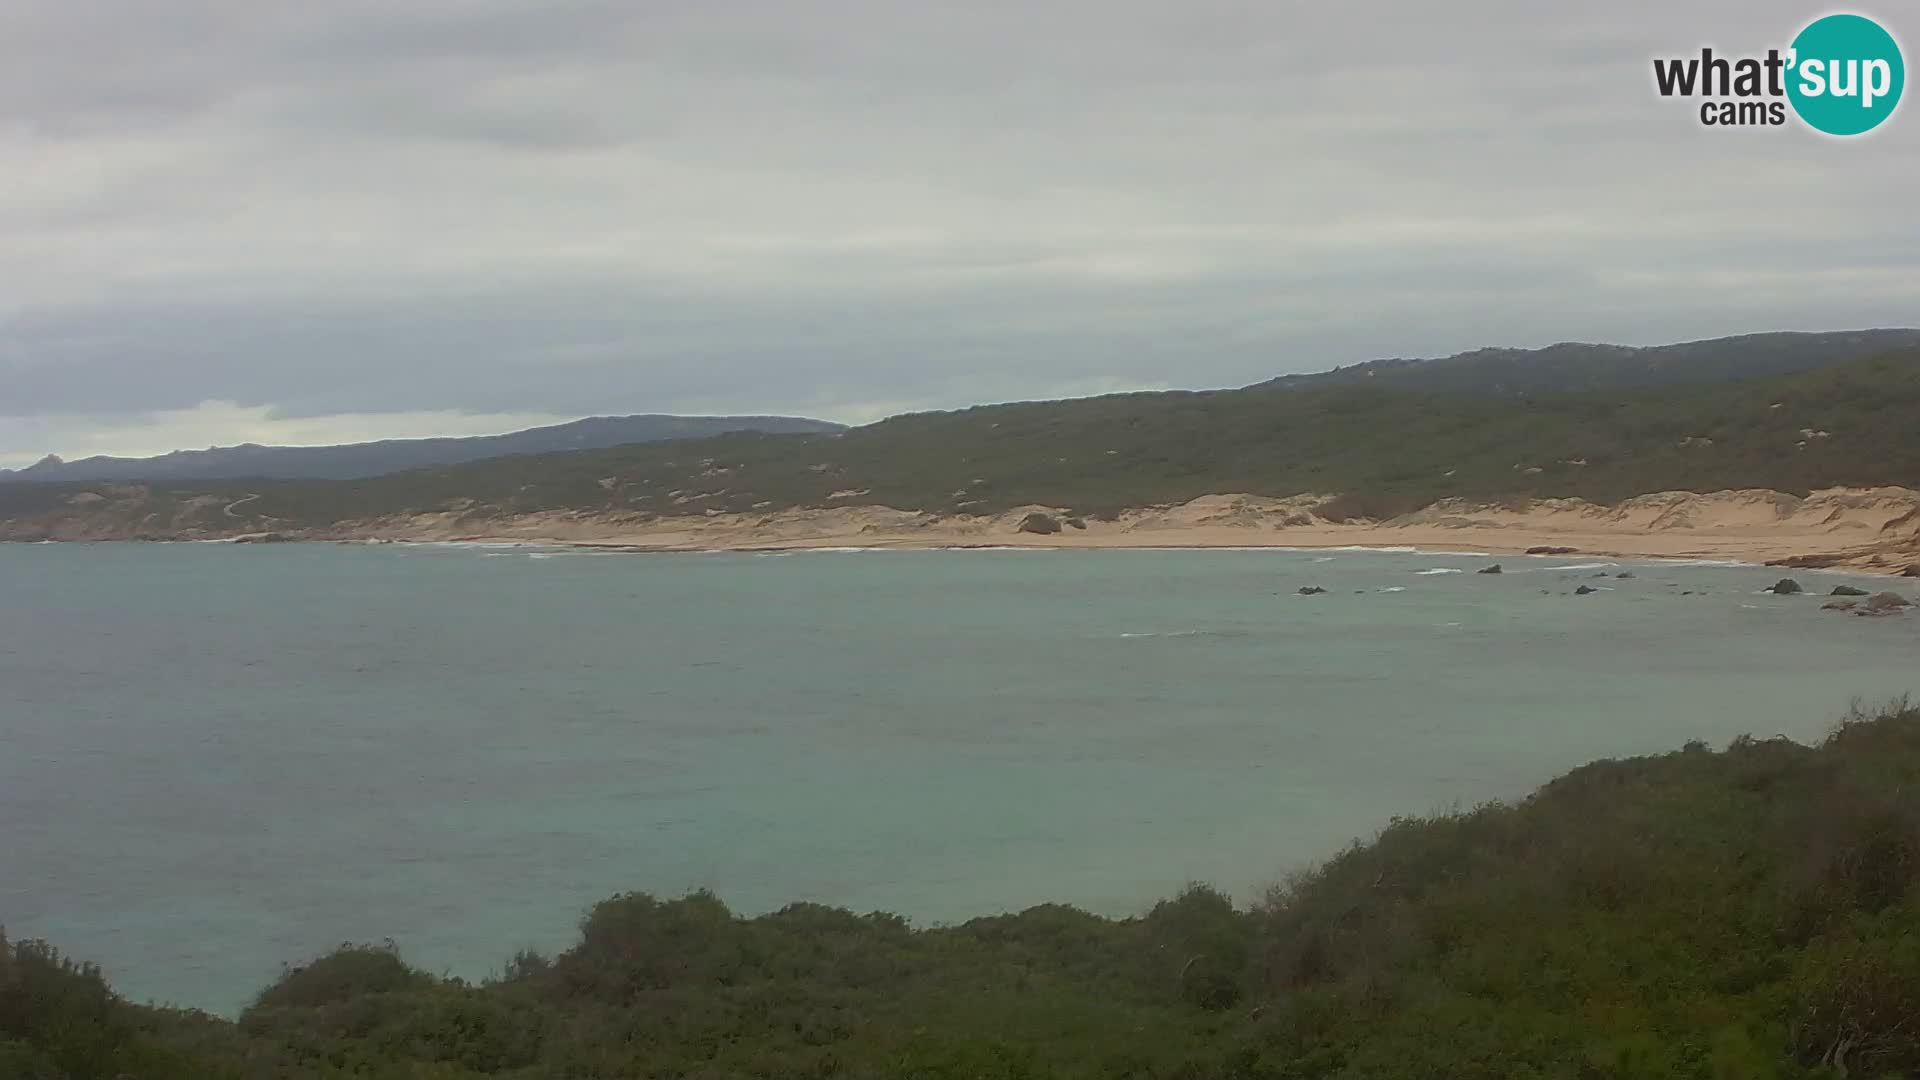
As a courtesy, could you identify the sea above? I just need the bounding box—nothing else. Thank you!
[2,540,1916,1014]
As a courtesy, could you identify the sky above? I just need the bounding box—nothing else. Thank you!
[3,1,1917,468]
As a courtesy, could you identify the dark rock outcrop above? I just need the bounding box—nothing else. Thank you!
[1860,592,1913,616]
[1477,564,1502,575]
[1768,553,1848,569]
[1832,592,1913,616]
[1298,586,1328,595]
[1525,546,1578,555]
[1830,585,1871,597]
[1575,584,1599,595]
[1766,578,1803,595]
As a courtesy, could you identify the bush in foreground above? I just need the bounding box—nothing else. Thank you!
[12,699,1920,1078]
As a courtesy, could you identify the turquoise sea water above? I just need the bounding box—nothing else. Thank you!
[2,541,1916,1014]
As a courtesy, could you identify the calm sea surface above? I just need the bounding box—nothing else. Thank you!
[3,541,1916,1013]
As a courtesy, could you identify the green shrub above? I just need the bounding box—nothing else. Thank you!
[248,941,431,1012]
[13,700,1920,1078]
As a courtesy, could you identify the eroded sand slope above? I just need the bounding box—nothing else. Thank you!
[8,486,1920,572]
[369,488,1920,571]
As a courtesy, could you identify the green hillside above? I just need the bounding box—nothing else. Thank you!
[3,348,1919,536]
[11,699,1920,1078]
[1261,328,1920,397]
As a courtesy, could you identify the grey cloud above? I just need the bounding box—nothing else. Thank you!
[1,0,1917,459]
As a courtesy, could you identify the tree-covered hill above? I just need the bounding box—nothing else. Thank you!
[1260,328,1920,398]
[4,345,1920,537]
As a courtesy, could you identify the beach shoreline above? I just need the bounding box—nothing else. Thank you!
[447,530,1905,573]
[420,486,1920,575]
[11,486,1920,575]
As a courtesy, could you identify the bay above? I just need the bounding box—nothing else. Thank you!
[2,542,1914,1013]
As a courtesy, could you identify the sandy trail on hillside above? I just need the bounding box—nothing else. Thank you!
[366,488,1920,572]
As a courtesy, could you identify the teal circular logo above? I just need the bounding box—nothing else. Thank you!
[1787,14,1905,135]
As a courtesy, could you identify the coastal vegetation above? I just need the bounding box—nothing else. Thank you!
[5,345,1920,540]
[11,699,1920,1077]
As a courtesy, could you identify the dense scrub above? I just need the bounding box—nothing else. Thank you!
[11,700,1920,1077]
[227,347,1920,523]
[5,347,1920,536]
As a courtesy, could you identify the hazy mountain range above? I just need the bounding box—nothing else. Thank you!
[0,414,845,485]
[9,327,1920,548]
[4,329,1916,492]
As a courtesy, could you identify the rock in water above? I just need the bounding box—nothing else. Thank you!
[1830,585,1871,597]
[1823,599,1860,611]
[1767,578,1803,595]
[1575,585,1599,595]
[1858,592,1914,616]
[1297,586,1327,595]
[1477,564,1502,575]
[1768,553,1848,569]
[1015,512,1062,535]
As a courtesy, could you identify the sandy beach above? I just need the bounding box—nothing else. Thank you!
[375,486,1920,573]
[11,484,1920,573]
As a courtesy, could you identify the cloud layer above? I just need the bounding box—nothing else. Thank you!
[3,1,1917,466]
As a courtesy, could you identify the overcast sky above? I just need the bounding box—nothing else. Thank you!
[3,1,1916,467]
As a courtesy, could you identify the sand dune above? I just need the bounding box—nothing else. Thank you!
[370,487,1920,573]
[10,485,1919,572]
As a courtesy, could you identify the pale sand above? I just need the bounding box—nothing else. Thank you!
[359,487,1920,574]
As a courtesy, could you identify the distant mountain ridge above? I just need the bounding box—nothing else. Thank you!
[1260,329,1920,397]
[0,414,845,484]
[10,332,1920,547]
[5,328,1915,489]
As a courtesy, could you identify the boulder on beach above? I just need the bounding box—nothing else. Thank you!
[1063,517,1088,530]
[1297,586,1328,596]
[1477,564,1502,575]
[1766,578,1803,595]
[1016,512,1062,535]
[1903,565,1920,578]
[1830,585,1871,597]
